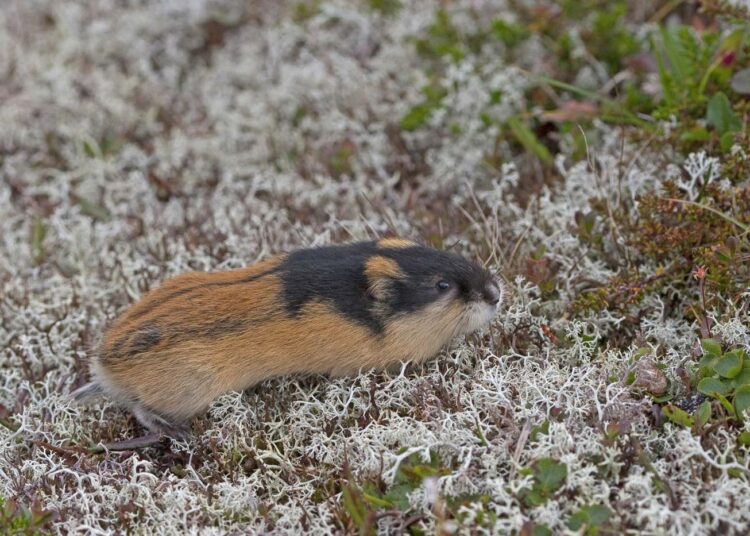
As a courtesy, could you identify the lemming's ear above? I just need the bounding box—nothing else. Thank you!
[364,256,404,301]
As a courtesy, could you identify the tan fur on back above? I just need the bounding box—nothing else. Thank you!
[377,238,416,249]
[364,256,404,280]
[100,256,284,364]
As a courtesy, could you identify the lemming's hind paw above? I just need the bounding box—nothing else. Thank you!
[132,405,190,440]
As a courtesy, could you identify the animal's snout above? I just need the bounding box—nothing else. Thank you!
[483,282,501,306]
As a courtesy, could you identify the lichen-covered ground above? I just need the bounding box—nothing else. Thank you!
[2,1,750,534]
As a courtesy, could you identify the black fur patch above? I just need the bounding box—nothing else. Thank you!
[129,324,162,355]
[277,241,493,333]
[278,242,383,332]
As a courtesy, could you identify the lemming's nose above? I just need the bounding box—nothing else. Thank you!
[483,283,501,306]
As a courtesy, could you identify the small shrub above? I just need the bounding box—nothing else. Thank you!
[695,339,750,418]
[0,497,55,536]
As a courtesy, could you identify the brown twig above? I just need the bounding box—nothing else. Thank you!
[88,433,168,453]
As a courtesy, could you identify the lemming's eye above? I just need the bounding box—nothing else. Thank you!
[436,280,451,291]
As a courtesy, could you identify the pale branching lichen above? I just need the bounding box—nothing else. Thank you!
[1,0,750,534]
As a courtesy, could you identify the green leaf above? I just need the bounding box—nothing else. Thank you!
[695,400,712,427]
[342,486,366,527]
[77,197,111,222]
[701,339,723,357]
[728,363,750,389]
[525,489,546,507]
[506,117,553,166]
[490,19,528,48]
[401,103,435,131]
[662,404,694,427]
[738,431,750,446]
[83,139,98,158]
[362,492,393,509]
[534,458,567,491]
[720,131,736,153]
[697,377,730,396]
[524,458,567,507]
[587,505,612,525]
[383,482,412,512]
[566,512,586,531]
[714,353,743,378]
[734,385,750,416]
[654,35,677,108]
[680,126,711,143]
[31,217,48,267]
[706,92,741,135]
[567,504,612,531]
[698,354,719,373]
[400,86,446,131]
[660,27,694,84]
[367,0,401,15]
[530,420,550,442]
[532,525,552,536]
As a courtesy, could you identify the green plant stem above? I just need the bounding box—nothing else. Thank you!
[649,0,687,23]
[665,198,750,232]
[530,74,656,130]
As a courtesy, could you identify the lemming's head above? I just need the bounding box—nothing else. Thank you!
[278,238,502,337]
[363,239,502,335]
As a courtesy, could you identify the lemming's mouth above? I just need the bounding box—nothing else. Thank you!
[456,299,499,336]
[449,279,504,337]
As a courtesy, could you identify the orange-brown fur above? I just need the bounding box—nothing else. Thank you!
[100,256,285,363]
[377,238,416,249]
[364,256,404,280]
[364,256,405,301]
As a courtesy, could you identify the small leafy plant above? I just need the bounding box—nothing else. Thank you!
[0,497,55,536]
[695,339,750,418]
[653,25,745,119]
[566,504,613,536]
[520,458,568,507]
[337,450,451,533]
[662,339,750,429]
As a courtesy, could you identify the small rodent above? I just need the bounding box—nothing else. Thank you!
[75,238,502,436]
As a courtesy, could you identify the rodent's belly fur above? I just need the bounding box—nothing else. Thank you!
[96,256,465,421]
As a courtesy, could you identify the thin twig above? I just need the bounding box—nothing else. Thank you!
[665,198,749,232]
[88,433,168,453]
